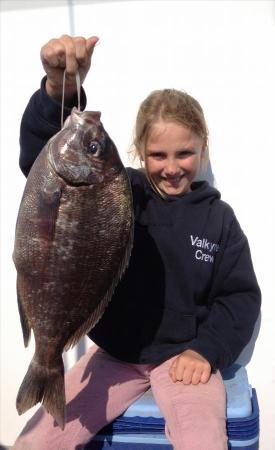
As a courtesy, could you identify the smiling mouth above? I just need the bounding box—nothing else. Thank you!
[162,176,184,184]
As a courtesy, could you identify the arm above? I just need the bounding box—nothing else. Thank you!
[19,35,98,177]
[170,211,261,384]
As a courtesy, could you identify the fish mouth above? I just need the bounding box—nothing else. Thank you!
[71,108,102,126]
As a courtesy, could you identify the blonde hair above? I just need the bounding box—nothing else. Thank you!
[131,88,209,167]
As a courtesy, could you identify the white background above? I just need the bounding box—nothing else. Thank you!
[1,0,275,448]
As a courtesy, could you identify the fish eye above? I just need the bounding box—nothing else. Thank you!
[87,141,101,156]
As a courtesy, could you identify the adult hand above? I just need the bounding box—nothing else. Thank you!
[40,34,99,101]
[169,349,211,385]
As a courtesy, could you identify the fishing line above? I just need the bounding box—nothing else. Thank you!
[60,1,81,128]
[66,0,82,112]
[61,70,81,128]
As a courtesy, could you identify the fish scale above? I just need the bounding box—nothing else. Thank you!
[13,108,134,429]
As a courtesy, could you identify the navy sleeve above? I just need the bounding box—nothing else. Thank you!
[187,211,261,369]
[19,77,87,177]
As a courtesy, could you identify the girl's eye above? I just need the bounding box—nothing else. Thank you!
[148,152,165,159]
[87,141,100,155]
[178,150,192,158]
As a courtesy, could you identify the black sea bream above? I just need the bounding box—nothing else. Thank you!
[13,108,134,428]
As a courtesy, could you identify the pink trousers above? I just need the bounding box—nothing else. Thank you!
[12,345,227,450]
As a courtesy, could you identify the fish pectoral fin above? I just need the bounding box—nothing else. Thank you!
[38,180,62,241]
[17,282,31,347]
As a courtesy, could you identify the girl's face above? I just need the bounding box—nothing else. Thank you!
[142,121,205,196]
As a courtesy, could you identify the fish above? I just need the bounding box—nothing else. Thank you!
[13,108,134,429]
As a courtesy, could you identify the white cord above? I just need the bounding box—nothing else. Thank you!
[61,70,81,128]
[76,70,81,111]
[60,0,80,128]
[61,69,66,128]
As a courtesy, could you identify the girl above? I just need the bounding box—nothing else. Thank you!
[12,35,260,450]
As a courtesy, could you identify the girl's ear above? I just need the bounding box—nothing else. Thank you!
[199,144,209,173]
[200,136,208,158]
[139,148,145,162]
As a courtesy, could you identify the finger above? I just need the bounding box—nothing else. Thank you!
[172,361,185,382]
[169,364,177,383]
[59,34,78,75]
[171,358,187,382]
[191,368,203,385]
[181,366,193,385]
[200,367,211,384]
[41,40,66,69]
[74,36,89,66]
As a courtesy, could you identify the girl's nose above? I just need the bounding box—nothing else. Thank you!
[165,159,180,176]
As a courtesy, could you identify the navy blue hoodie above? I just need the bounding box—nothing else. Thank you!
[18,78,261,369]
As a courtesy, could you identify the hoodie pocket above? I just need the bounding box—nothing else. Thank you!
[153,307,197,345]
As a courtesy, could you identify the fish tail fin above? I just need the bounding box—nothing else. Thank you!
[16,355,66,429]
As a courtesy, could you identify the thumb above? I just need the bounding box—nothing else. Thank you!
[86,36,99,57]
